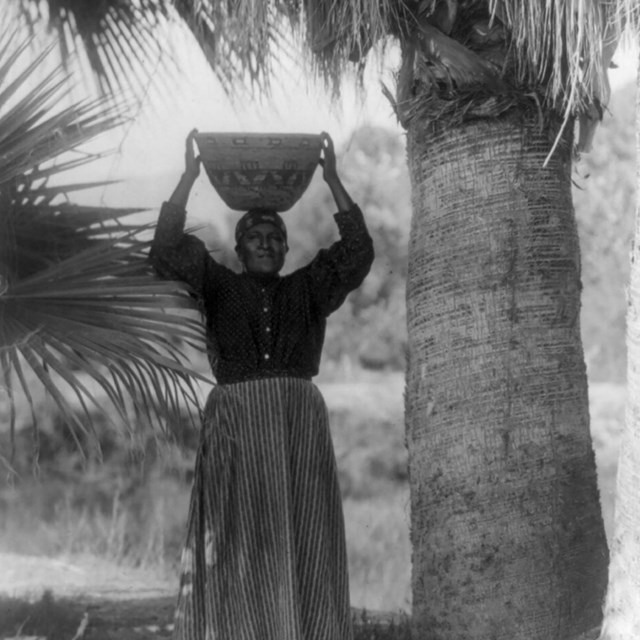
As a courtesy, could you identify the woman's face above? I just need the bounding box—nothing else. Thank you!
[236,222,288,275]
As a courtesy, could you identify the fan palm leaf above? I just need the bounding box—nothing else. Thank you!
[0,31,207,468]
[14,0,406,99]
[15,0,284,98]
[15,0,178,97]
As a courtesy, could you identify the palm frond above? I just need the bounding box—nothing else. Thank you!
[11,0,637,126]
[620,0,640,29]
[296,0,407,93]
[384,0,634,156]
[0,32,207,467]
[1,233,206,430]
[15,0,179,98]
[15,0,407,100]
[14,0,295,100]
[489,0,620,115]
[168,0,411,98]
[172,0,279,94]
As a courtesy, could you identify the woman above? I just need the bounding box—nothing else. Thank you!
[150,130,374,640]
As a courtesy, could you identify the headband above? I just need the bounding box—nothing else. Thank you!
[235,209,287,245]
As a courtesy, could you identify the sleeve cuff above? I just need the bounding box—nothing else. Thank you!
[161,200,187,216]
[155,201,188,242]
[333,204,367,237]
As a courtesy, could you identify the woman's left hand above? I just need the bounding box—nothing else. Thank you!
[318,131,354,212]
[185,128,201,180]
[319,131,338,184]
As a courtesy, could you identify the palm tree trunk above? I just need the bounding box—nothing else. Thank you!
[405,111,609,640]
[600,55,640,640]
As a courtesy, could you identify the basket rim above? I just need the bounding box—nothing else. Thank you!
[194,131,321,139]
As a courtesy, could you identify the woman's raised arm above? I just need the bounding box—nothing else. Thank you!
[149,130,210,294]
[319,131,354,213]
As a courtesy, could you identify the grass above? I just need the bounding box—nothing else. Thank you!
[0,590,175,640]
[352,609,413,640]
[345,490,411,612]
[0,370,411,614]
[0,369,627,634]
[0,591,85,640]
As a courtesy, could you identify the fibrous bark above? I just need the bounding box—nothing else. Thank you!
[405,111,609,640]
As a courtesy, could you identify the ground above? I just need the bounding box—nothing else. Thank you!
[0,376,626,640]
[0,553,175,639]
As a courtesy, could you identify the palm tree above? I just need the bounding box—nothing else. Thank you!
[0,26,206,468]
[11,1,635,638]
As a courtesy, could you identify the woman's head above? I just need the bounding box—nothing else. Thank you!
[235,209,288,276]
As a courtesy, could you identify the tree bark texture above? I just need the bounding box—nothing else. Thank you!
[600,58,640,640]
[405,112,609,640]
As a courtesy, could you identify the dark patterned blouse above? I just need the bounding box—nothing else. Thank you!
[150,201,374,384]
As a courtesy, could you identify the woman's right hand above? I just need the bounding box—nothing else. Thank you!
[185,128,201,179]
[168,129,201,208]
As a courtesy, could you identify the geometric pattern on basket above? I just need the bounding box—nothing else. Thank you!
[195,132,322,212]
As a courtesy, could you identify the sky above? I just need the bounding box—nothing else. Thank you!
[98,36,637,170]
[96,44,400,180]
[83,35,638,224]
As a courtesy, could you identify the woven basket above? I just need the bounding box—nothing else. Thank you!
[195,132,322,212]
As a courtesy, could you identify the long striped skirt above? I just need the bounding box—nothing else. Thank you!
[173,377,352,640]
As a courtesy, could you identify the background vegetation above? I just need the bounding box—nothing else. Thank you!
[0,81,635,615]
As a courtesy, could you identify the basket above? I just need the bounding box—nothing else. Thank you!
[194,132,322,212]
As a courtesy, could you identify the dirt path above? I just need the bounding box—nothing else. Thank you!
[1,592,409,640]
[0,553,176,639]
[0,553,410,640]
[1,593,175,640]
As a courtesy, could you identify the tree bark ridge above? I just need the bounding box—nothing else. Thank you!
[405,112,609,640]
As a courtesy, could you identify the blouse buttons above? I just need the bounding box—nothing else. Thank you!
[263,284,271,360]
[257,282,273,366]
